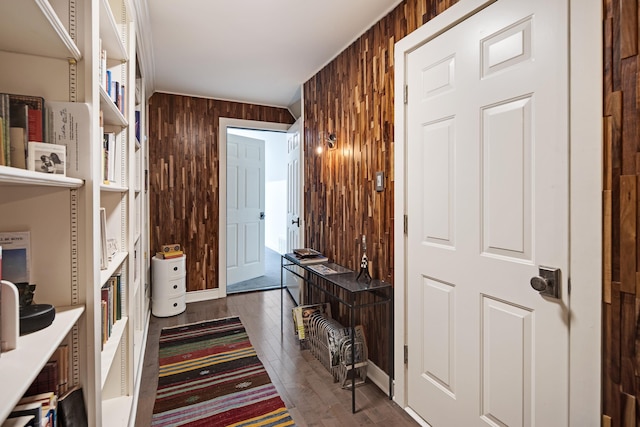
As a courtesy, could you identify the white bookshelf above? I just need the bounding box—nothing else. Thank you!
[0,306,84,422]
[0,0,150,425]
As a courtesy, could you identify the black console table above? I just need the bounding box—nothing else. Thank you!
[280,253,393,413]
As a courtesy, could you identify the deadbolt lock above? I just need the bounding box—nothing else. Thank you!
[530,266,561,299]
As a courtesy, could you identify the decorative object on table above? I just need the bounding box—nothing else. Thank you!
[356,235,372,283]
[291,248,328,264]
[15,283,55,335]
[0,280,19,351]
[151,316,295,427]
[155,243,183,259]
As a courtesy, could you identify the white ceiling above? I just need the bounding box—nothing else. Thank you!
[135,0,403,111]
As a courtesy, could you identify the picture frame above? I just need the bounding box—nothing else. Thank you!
[27,141,66,175]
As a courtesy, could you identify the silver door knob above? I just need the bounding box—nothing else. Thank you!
[530,267,561,299]
[530,276,551,292]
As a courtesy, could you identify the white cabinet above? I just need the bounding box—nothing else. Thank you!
[152,256,187,317]
[0,0,149,426]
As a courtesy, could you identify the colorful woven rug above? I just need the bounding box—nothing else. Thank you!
[151,316,296,427]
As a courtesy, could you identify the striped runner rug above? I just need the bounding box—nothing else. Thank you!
[151,316,296,427]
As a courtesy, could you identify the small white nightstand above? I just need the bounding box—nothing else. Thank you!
[151,255,186,317]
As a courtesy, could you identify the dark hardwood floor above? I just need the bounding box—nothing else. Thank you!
[134,289,419,426]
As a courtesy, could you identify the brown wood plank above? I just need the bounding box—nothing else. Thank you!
[148,93,294,292]
[621,292,637,393]
[622,392,637,427]
[620,0,638,59]
[622,59,638,175]
[604,190,613,304]
[620,176,637,293]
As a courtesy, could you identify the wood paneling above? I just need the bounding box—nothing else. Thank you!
[302,0,457,374]
[603,0,640,423]
[148,93,293,291]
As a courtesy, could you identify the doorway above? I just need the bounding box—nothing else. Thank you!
[393,0,601,425]
[226,127,287,294]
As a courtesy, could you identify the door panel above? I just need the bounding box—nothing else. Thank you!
[227,134,265,284]
[406,0,569,425]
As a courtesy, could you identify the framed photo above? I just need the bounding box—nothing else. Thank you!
[27,141,66,175]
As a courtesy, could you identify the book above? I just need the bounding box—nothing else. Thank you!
[306,264,341,275]
[2,415,35,427]
[18,392,56,427]
[0,94,10,166]
[9,103,28,168]
[57,386,87,427]
[25,361,58,396]
[45,101,90,179]
[0,231,30,284]
[9,401,42,427]
[291,303,331,340]
[8,94,44,140]
[9,127,26,169]
[27,142,65,175]
[48,345,69,396]
[99,208,107,270]
[289,250,328,265]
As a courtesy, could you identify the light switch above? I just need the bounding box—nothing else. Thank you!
[375,171,384,192]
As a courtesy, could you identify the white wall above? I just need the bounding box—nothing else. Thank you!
[227,127,287,253]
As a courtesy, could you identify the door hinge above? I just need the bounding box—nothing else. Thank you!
[404,345,408,364]
[404,85,408,104]
[404,215,408,235]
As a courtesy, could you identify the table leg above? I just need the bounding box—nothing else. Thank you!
[351,297,356,413]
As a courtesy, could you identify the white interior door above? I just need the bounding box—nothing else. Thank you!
[285,118,303,304]
[406,0,569,425]
[227,134,266,284]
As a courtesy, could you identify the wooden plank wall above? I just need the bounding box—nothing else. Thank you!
[147,93,294,291]
[603,0,640,425]
[302,0,457,375]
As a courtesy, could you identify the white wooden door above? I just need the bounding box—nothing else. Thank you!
[406,0,569,425]
[227,134,266,284]
[285,119,303,304]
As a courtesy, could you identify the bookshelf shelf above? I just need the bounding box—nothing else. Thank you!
[1,0,149,425]
[0,305,85,423]
[100,251,128,288]
[0,0,81,61]
[100,85,128,127]
[100,183,128,193]
[0,166,84,188]
[102,396,134,427]
[101,316,129,390]
[99,0,127,62]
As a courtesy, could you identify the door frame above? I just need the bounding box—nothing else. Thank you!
[393,0,602,425]
[213,118,297,300]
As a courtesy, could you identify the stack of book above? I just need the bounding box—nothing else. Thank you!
[4,344,82,426]
[291,248,328,265]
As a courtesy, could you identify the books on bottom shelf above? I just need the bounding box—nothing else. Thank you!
[101,274,122,349]
[5,342,71,427]
[291,303,331,341]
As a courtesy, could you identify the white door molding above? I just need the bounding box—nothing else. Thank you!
[219,118,293,298]
[393,0,602,424]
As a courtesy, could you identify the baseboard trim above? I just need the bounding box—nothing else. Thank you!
[185,288,222,303]
[404,407,431,427]
[366,359,390,396]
